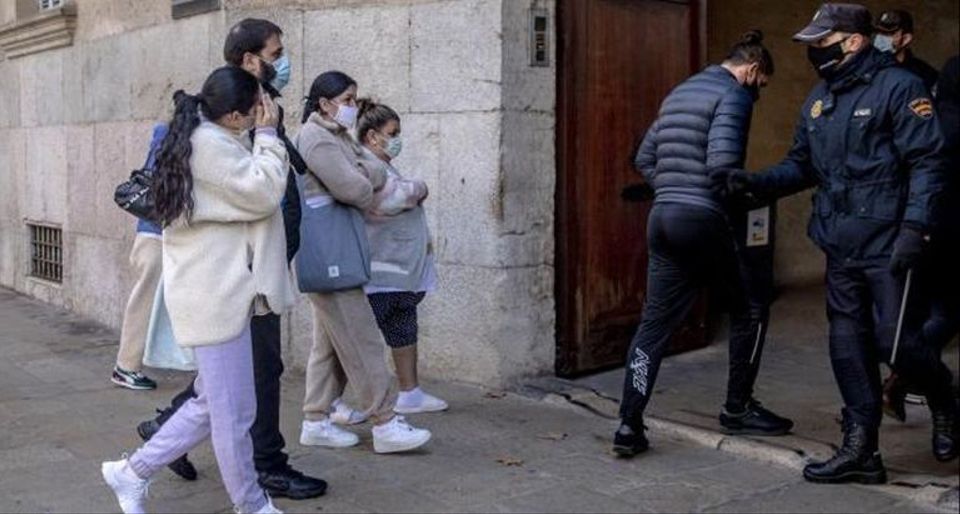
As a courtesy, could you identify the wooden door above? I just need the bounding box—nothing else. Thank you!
[556,0,707,377]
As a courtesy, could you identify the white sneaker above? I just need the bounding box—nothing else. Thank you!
[330,398,368,425]
[101,458,149,514]
[395,389,449,414]
[299,418,360,448]
[372,415,432,454]
[252,498,283,514]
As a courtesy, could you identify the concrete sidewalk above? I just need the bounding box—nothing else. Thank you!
[530,285,959,511]
[0,286,947,513]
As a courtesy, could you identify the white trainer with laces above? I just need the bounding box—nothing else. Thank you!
[330,397,368,425]
[251,498,283,514]
[299,418,360,448]
[395,389,449,414]
[372,415,432,454]
[101,458,149,514]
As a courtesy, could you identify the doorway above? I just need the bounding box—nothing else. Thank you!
[555,0,708,377]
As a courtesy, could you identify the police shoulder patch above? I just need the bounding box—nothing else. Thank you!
[909,98,934,119]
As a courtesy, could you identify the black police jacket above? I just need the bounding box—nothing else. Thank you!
[935,55,959,239]
[752,47,946,265]
[901,51,939,93]
[635,65,755,213]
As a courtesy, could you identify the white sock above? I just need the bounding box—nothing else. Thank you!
[398,387,423,407]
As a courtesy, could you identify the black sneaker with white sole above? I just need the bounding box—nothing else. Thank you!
[612,422,649,458]
[719,399,793,436]
[111,366,157,390]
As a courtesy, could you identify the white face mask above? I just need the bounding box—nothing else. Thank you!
[333,103,359,130]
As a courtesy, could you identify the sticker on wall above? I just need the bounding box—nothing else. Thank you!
[747,206,771,247]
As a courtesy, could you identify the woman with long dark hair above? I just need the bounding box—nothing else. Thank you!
[294,71,432,454]
[101,66,293,514]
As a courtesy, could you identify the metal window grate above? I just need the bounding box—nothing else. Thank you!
[39,0,63,11]
[28,223,63,283]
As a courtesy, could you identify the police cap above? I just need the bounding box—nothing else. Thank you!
[794,3,874,43]
[875,10,914,35]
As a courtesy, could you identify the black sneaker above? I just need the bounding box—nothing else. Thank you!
[612,423,649,458]
[720,399,793,436]
[111,367,157,391]
[258,466,328,500]
[137,419,198,481]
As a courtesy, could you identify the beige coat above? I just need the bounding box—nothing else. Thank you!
[294,113,387,207]
[162,122,296,347]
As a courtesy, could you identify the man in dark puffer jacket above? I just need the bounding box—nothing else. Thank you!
[614,31,793,458]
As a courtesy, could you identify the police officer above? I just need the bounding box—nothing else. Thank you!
[923,55,960,460]
[728,3,957,483]
[873,10,940,92]
[930,56,960,344]
[875,9,950,422]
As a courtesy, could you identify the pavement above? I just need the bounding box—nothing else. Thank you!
[526,285,960,512]
[0,285,954,513]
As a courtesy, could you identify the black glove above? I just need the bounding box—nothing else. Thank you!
[709,168,730,197]
[709,168,755,200]
[889,224,928,276]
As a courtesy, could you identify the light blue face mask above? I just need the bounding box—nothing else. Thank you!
[873,34,896,54]
[385,136,403,159]
[269,55,291,91]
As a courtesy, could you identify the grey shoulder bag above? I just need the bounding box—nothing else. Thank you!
[294,174,371,292]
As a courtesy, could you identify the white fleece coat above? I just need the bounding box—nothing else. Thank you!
[162,122,296,347]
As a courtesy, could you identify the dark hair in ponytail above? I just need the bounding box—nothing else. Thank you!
[154,66,261,226]
[302,70,357,123]
[725,30,774,75]
[356,98,400,145]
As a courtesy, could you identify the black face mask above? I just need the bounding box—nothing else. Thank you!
[745,83,761,101]
[807,39,848,79]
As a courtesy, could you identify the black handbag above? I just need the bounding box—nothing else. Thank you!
[114,167,157,222]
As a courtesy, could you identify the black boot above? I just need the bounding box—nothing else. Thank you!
[931,403,959,462]
[719,399,794,436]
[803,422,886,485]
[137,416,198,481]
[612,421,649,458]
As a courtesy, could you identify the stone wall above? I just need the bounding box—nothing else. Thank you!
[707,0,960,287]
[0,0,558,387]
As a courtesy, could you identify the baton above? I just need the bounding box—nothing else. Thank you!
[890,268,913,366]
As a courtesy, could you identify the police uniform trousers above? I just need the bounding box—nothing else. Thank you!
[825,258,954,429]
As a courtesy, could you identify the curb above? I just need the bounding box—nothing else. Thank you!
[529,383,958,513]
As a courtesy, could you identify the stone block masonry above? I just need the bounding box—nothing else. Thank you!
[0,0,559,387]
